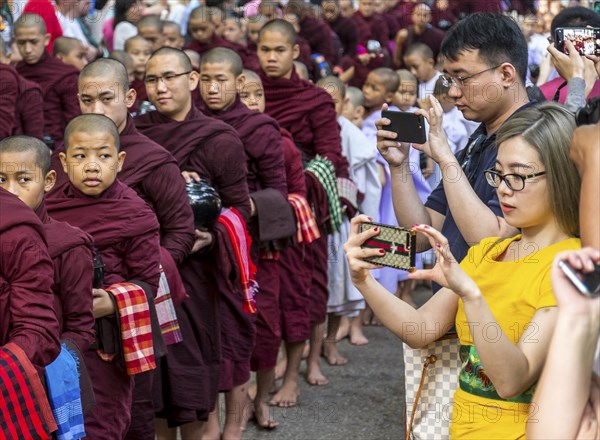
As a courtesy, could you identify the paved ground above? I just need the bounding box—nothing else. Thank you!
[227,287,432,440]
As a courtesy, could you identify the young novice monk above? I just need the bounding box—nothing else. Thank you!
[239,69,317,411]
[392,69,418,112]
[47,114,161,440]
[342,86,366,128]
[124,35,153,115]
[403,42,442,108]
[199,47,289,434]
[162,21,184,49]
[53,36,88,71]
[14,13,80,146]
[0,135,95,353]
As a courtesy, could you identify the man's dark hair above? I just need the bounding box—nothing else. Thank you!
[550,6,600,35]
[440,13,528,85]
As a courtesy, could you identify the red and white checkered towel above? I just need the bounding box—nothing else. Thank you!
[288,193,321,244]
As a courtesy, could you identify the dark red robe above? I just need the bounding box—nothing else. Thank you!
[390,1,416,29]
[354,11,389,49]
[299,15,334,64]
[23,0,63,50]
[327,15,358,59]
[401,25,446,64]
[201,97,289,374]
[46,180,161,440]
[0,188,59,372]
[35,202,95,353]
[15,74,45,140]
[0,64,19,138]
[262,70,349,325]
[16,50,80,145]
[135,106,250,425]
[278,128,312,342]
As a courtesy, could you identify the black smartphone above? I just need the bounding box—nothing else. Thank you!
[558,260,600,297]
[381,110,427,144]
[554,27,600,56]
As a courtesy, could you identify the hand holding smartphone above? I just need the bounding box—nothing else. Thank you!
[359,222,417,271]
[554,27,600,57]
[381,110,427,144]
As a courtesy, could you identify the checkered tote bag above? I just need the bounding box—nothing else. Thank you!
[403,334,461,440]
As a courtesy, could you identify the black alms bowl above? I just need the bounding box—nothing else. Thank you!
[186,180,222,230]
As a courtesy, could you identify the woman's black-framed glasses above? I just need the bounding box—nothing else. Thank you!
[484,169,546,191]
[440,65,503,88]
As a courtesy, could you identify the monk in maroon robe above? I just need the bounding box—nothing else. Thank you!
[394,3,445,68]
[0,64,19,138]
[14,14,80,145]
[47,114,161,440]
[257,20,354,387]
[0,187,59,372]
[323,0,358,60]
[124,35,152,116]
[49,58,196,440]
[134,47,250,440]
[285,0,335,63]
[199,48,291,433]
[0,136,95,355]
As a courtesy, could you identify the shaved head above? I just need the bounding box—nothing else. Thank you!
[64,114,120,152]
[346,86,364,107]
[293,61,309,80]
[259,19,297,45]
[150,47,193,71]
[138,14,163,32]
[163,20,181,33]
[0,135,51,175]
[184,49,200,70]
[404,42,434,61]
[190,6,222,23]
[53,36,83,56]
[372,67,399,93]
[108,50,134,70]
[242,68,261,84]
[80,58,130,93]
[14,13,47,34]
[201,47,243,76]
[124,35,149,52]
[317,75,345,99]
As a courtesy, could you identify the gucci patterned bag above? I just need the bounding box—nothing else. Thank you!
[403,335,461,440]
[359,222,417,271]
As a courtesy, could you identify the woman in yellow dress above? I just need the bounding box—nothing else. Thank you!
[344,102,582,439]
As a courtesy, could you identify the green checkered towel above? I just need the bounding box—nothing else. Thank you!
[305,156,343,233]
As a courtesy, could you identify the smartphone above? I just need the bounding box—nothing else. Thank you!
[381,110,427,144]
[558,260,600,297]
[594,1,600,14]
[359,222,417,271]
[554,27,600,56]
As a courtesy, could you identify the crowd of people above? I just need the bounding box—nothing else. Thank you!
[0,0,599,439]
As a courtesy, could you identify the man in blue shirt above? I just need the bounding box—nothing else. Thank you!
[376,13,530,279]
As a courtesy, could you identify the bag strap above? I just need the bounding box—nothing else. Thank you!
[405,355,438,440]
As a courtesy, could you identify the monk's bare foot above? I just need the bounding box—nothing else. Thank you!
[240,403,254,432]
[370,315,382,326]
[306,362,330,386]
[269,381,300,407]
[254,401,279,429]
[274,358,287,381]
[322,341,348,366]
[335,316,350,341]
[349,326,369,346]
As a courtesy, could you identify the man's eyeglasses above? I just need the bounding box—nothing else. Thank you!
[144,71,192,86]
[440,64,503,88]
[484,169,546,191]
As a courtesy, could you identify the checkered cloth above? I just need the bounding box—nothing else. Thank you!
[106,282,156,375]
[288,193,321,244]
[336,177,358,210]
[155,267,183,346]
[0,343,57,439]
[218,208,258,314]
[403,336,461,439]
[305,156,343,233]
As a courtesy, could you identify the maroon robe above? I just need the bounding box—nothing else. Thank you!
[296,34,314,72]
[201,97,289,374]
[185,34,240,57]
[35,202,95,353]
[46,180,161,440]
[0,64,19,138]
[327,15,358,59]
[354,11,389,49]
[390,1,416,29]
[401,25,446,64]
[15,74,45,139]
[135,106,250,424]
[299,15,334,64]
[16,50,80,145]
[0,188,59,372]
[278,128,312,342]
[431,0,459,30]
[262,70,348,325]
[131,77,150,116]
